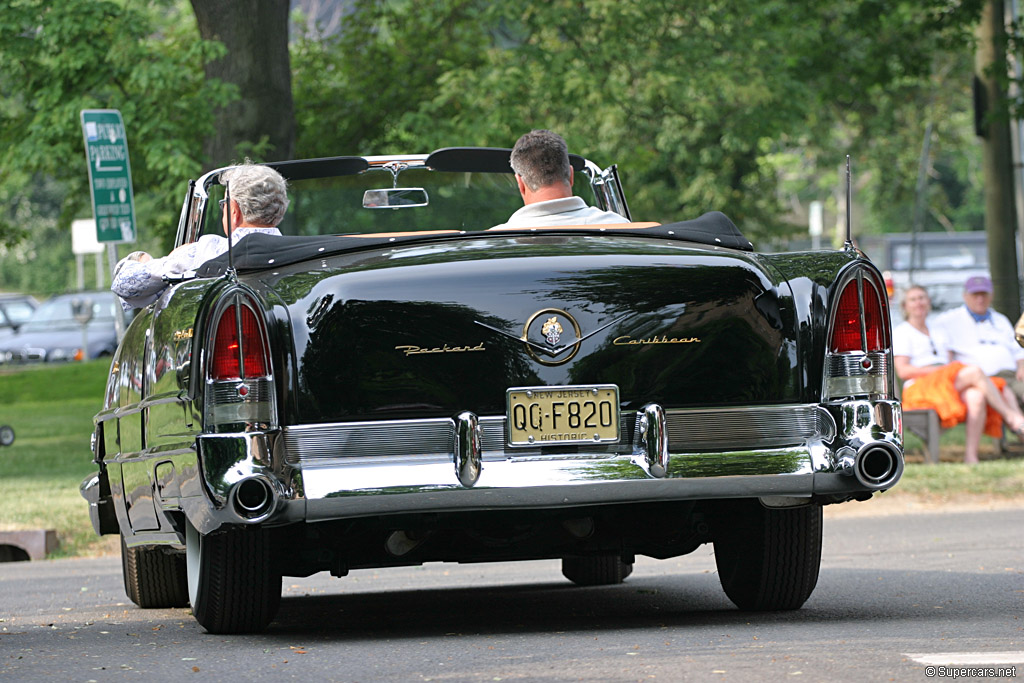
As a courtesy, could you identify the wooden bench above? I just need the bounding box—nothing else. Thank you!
[903,407,1013,464]
[903,409,942,464]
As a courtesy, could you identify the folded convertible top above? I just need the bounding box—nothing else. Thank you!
[194,211,753,277]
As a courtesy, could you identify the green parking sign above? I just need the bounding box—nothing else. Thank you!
[80,109,136,243]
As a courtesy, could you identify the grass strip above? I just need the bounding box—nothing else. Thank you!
[897,458,1024,497]
[0,360,111,557]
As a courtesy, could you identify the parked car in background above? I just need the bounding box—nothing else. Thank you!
[83,149,903,634]
[858,231,992,315]
[0,291,121,363]
[0,293,38,334]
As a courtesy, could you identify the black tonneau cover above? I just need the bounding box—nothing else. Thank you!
[194,211,753,277]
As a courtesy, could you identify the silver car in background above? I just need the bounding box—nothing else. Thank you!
[0,290,122,363]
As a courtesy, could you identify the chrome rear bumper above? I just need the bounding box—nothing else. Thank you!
[189,400,902,533]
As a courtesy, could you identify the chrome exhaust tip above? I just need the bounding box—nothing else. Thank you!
[838,443,903,490]
[229,476,278,522]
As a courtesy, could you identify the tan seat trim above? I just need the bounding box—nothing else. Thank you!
[487,222,661,231]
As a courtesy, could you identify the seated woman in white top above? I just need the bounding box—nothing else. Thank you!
[893,285,1024,464]
[112,162,287,309]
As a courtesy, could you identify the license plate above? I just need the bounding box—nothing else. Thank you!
[506,385,620,446]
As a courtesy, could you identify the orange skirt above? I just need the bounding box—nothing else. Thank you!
[902,361,1007,438]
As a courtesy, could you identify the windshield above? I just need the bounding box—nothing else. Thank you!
[2,301,34,325]
[21,294,117,332]
[202,167,601,238]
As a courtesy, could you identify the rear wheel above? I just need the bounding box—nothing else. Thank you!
[561,555,634,586]
[120,535,188,608]
[0,425,14,447]
[186,520,281,634]
[713,501,822,610]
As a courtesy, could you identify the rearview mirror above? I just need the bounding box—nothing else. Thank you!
[363,188,429,209]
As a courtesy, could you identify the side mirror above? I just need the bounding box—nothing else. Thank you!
[71,298,95,325]
[363,188,429,209]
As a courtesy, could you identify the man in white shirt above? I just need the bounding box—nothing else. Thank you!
[935,275,1024,404]
[112,163,287,309]
[491,130,628,229]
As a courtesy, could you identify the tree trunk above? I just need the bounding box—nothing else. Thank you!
[190,0,295,168]
[975,0,1021,319]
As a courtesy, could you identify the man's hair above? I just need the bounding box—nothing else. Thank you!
[510,130,572,192]
[220,161,289,226]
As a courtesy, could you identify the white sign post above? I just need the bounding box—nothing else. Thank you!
[809,200,824,251]
[71,219,104,291]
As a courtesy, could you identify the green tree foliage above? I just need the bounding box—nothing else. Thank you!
[292,0,991,240]
[0,0,234,259]
[0,0,1002,297]
[362,0,987,239]
[290,0,490,158]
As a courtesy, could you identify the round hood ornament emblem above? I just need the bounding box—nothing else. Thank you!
[523,308,582,366]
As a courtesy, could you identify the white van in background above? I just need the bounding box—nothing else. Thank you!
[857,231,990,315]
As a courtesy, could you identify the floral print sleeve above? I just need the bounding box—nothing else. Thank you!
[111,244,201,309]
[111,258,165,310]
[110,228,282,310]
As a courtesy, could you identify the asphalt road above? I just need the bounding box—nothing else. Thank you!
[2,505,1022,682]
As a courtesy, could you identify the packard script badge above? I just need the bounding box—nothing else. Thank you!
[542,317,563,346]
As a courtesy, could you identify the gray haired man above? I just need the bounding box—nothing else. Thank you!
[112,162,288,309]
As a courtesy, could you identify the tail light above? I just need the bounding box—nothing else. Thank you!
[204,292,276,431]
[830,283,863,353]
[211,304,269,380]
[824,270,893,400]
[829,277,888,353]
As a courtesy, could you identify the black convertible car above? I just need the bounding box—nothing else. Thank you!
[82,148,903,633]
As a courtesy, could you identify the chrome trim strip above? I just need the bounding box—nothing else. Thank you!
[137,392,190,410]
[284,418,456,464]
[662,405,834,451]
[283,404,833,465]
[210,379,273,404]
[826,351,889,377]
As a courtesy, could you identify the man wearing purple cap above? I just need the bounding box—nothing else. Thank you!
[935,275,1024,404]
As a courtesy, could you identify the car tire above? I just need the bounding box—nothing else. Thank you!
[0,425,14,447]
[186,520,281,634]
[713,501,822,611]
[561,555,634,586]
[120,535,189,608]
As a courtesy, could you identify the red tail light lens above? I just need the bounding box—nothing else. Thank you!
[830,281,862,353]
[210,304,269,380]
[830,278,888,353]
[862,281,886,351]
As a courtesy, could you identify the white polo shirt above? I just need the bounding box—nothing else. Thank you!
[491,197,628,229]
[933,305,1024,376]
